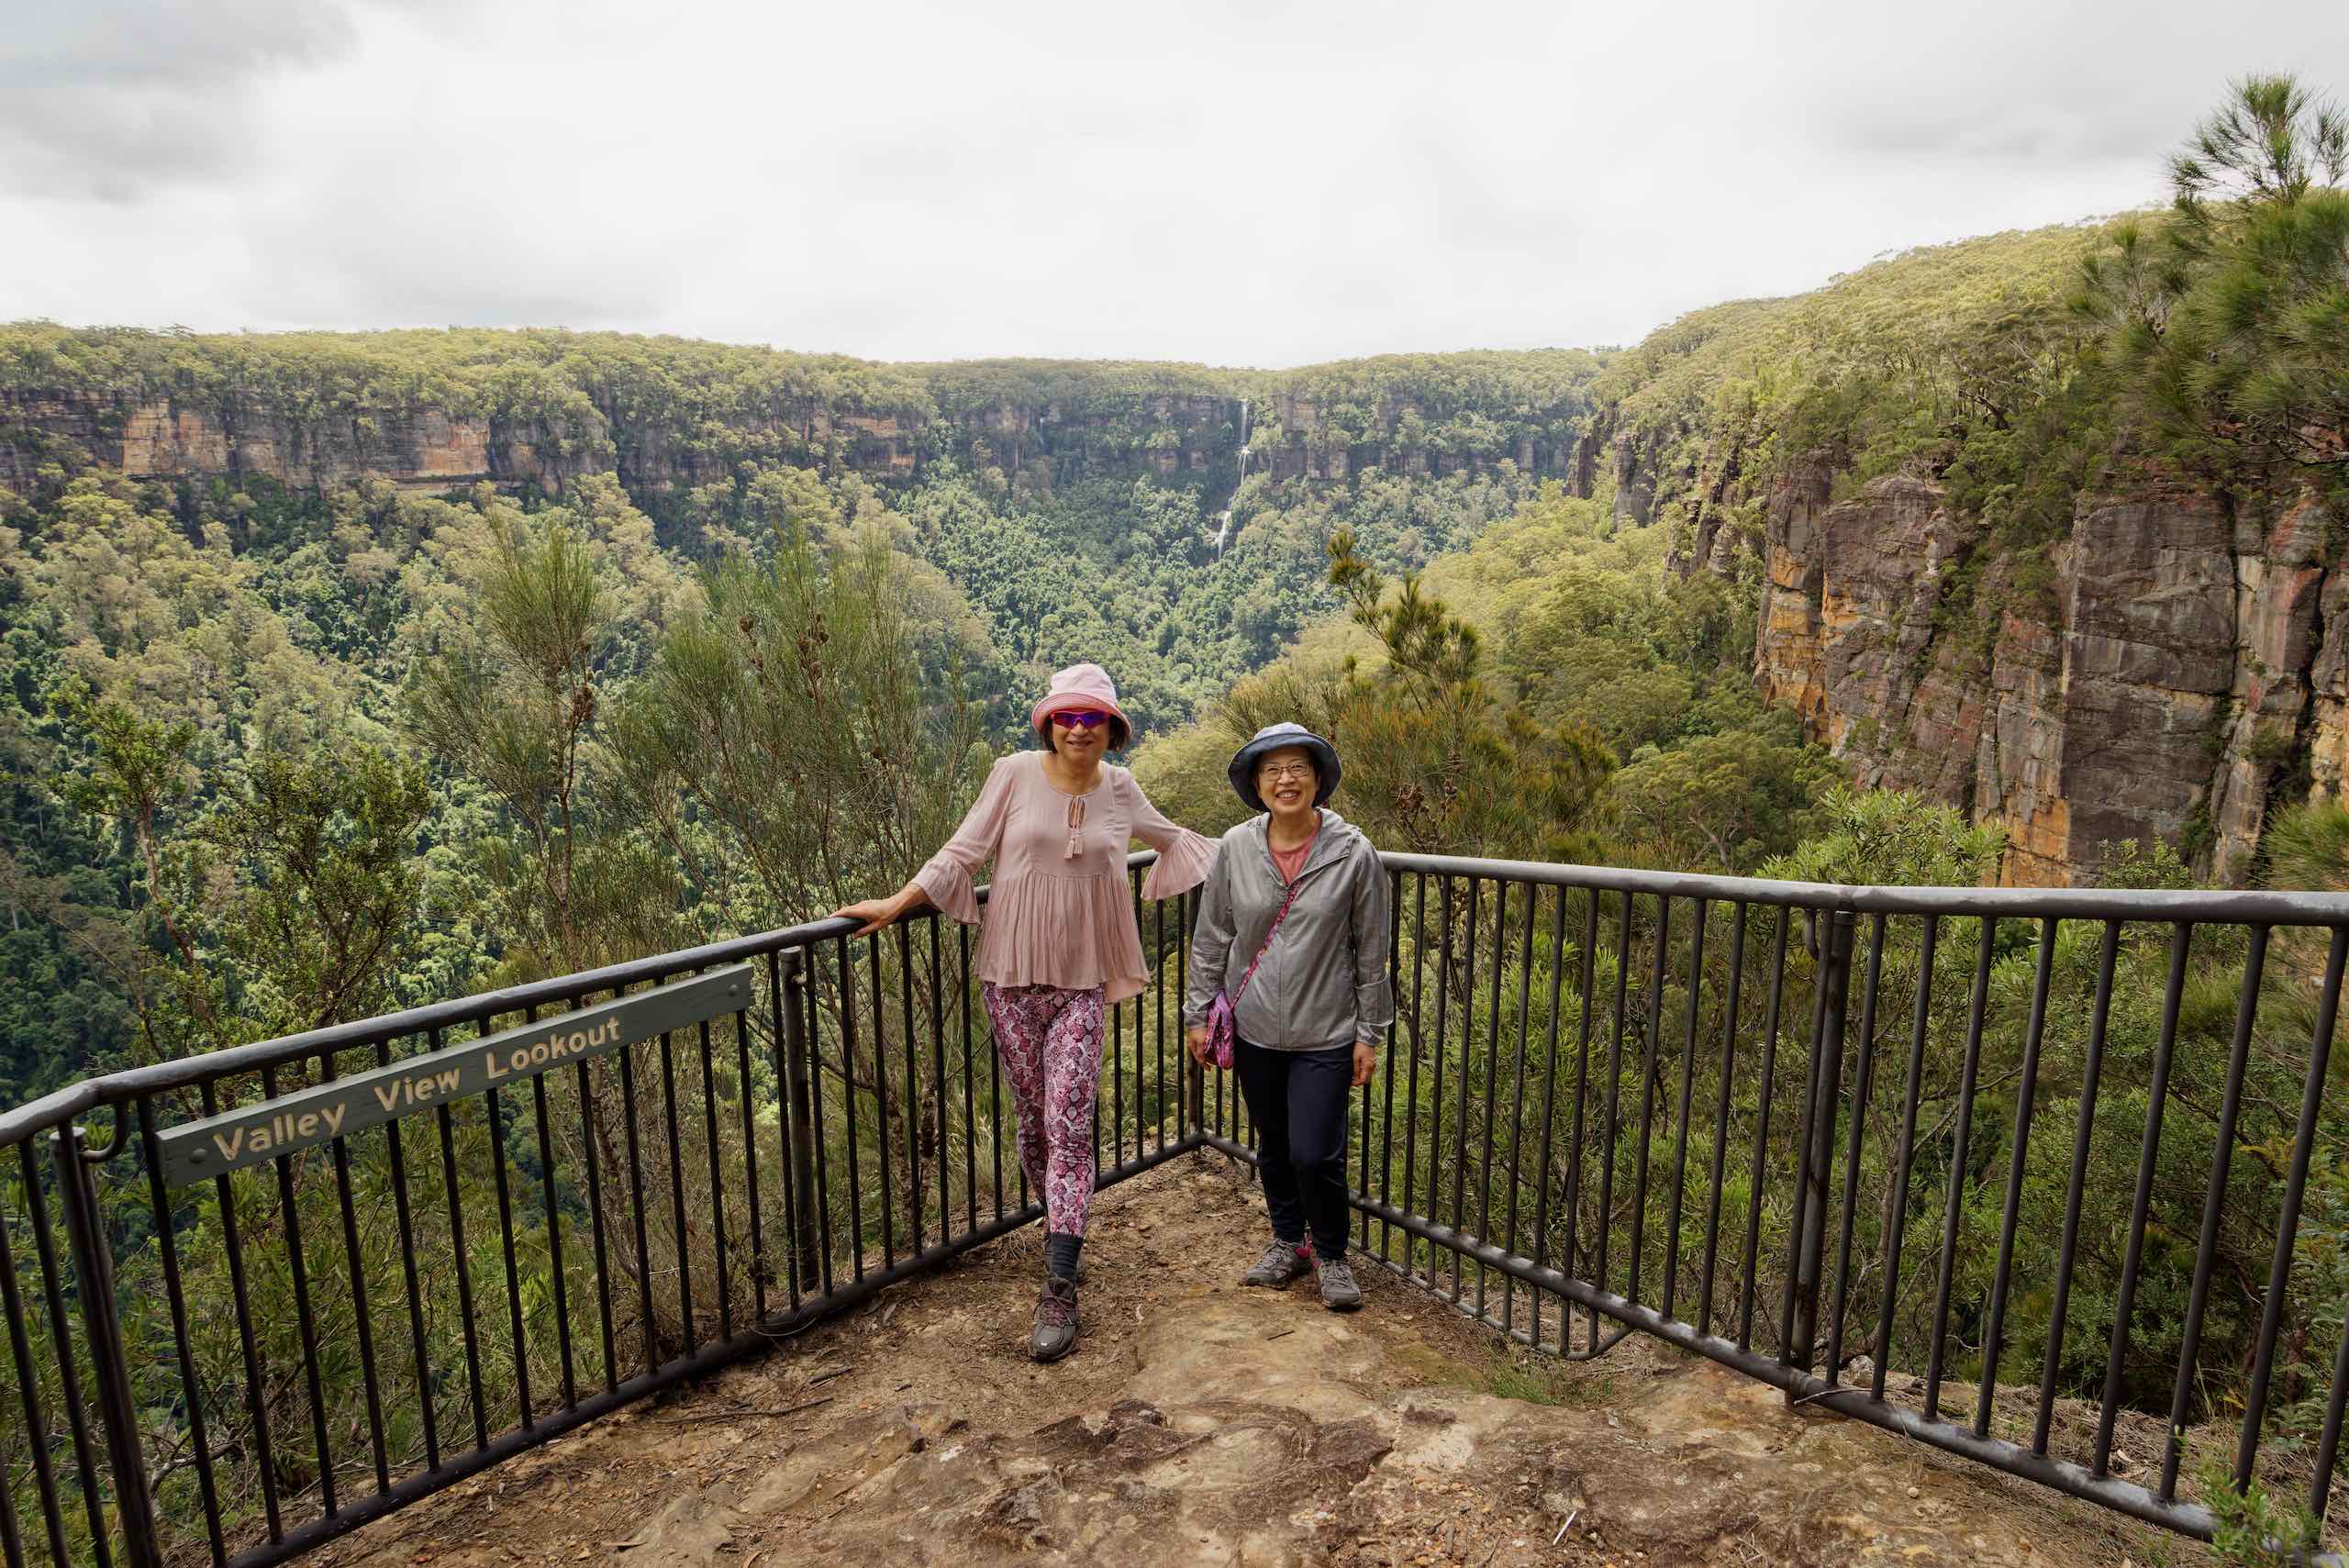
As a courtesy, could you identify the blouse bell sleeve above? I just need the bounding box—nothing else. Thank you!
[1123,771,1217,902]
[911,757,1017,925]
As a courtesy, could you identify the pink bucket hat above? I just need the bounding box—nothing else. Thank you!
[1029,662,1130,737]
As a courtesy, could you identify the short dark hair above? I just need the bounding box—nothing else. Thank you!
[1043,716,1131,753]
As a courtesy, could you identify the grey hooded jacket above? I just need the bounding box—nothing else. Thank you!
[1183,810,1393,1051]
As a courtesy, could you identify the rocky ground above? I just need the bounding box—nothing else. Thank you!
[307,1156,2195,1567]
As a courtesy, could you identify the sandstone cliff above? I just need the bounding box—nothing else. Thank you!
[1553,215,2343,888]
[1736,453,2336,885]
[0,332,1595,503]
[0,383,919,497]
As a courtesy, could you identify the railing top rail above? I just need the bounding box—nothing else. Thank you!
[0,908,852,1145]
[1382,851,2349,926]
[16,843,2349,1145]
[0,851,1169,1146]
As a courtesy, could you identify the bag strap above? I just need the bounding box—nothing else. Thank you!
[1232,876,1306,1005]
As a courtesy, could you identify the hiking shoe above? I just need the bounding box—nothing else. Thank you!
[1318,1255,1363,1312]
[1242,1239,1313,1288]
[1030,1276,1079,1362]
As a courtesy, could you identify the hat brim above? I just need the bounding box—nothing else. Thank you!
[1229,731,1341,813]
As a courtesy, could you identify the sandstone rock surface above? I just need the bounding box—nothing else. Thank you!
[307,1162,2163,1568]
[1,373,1573,503]
[1755,459,2338,884]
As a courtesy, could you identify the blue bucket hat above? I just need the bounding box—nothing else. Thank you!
[1229,722,1341,813]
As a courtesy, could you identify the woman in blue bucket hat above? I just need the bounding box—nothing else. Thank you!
[1185,723,1392,1310]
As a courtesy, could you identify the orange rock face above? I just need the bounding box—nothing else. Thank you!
[6,375,1571,505]
[1756,457,2339,886]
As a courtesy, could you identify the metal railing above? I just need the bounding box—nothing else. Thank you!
[4,852,2348,1562]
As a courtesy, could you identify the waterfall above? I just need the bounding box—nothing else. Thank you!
[1219,397,1251,561]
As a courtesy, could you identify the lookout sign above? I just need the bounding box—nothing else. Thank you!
[157,965,754,1188]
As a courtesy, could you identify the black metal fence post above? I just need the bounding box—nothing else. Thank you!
[50,1122,164,1568]
[1786,908,1855,1398]
[781,951,822,1299]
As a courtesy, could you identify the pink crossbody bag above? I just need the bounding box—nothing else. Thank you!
[1202,878,1306,1070]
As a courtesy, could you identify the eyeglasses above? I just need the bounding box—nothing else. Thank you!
[1052,710,1111,730]
[1258,762,1316,784]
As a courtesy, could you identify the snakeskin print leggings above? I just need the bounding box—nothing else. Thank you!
[981,983,1107,1238]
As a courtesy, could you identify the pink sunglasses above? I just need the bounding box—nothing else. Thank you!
[1051,709,1112,730]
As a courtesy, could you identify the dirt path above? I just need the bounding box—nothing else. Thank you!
[313,1157,2187,1567]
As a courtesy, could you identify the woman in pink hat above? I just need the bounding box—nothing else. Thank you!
[832,662,1214,1362]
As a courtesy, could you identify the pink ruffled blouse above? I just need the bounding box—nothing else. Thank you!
[914,753,1215,1004]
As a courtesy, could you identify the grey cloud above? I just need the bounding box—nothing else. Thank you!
[1810,90,2213,168]
[1,0,356,91]
[0,0,440,201]
[237,149,685,330]
[4,0,2341,366]
[1783,0,2349,170]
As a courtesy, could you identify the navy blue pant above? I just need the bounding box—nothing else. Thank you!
[1234,1038,1353,1261]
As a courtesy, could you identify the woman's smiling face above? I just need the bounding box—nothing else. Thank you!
[1256,746,1318,818]
[1049,708,1111,764]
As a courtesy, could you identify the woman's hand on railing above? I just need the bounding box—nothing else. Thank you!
[1185,1025,1212,1064]
[832,885,922,937]
[833,899,895,936]
[1352,1042,1375,1087]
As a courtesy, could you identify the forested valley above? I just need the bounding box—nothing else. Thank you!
[0,73,2345,1562]
[0,335,1603,1099]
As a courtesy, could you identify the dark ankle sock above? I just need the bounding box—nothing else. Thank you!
[1045,1233,1083,1281]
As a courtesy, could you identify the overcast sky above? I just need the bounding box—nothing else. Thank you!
[3,0,2342,367]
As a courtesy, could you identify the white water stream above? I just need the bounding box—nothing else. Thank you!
[1215,398,1251,557]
